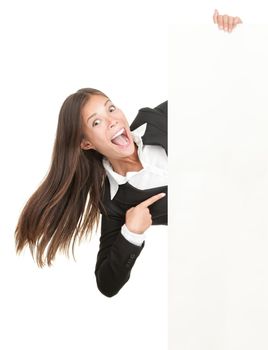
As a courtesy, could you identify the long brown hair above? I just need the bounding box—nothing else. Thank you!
[15,88,107,266]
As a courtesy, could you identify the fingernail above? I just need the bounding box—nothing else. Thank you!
[160,193,166,197]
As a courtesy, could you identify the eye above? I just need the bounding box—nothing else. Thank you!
[92,119,101,127]
[109,105,116,112]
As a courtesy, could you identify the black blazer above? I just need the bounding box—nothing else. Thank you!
[95,101,168,297]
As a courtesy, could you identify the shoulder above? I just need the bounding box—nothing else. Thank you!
[130,101,168,132]
[153,101,168,117]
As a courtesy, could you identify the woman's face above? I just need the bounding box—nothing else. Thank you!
[80,94,135,160]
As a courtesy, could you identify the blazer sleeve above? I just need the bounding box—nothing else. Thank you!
[95,212,145,297]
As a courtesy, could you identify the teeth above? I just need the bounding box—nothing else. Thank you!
[111,128,124,140]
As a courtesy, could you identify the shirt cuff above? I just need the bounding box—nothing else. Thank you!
[121,224,146,247]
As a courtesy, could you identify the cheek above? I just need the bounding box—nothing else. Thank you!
[84,127,102,143]
[90,130,111,150]
[118,112,127,122]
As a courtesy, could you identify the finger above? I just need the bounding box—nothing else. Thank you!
[234,16,242,25]
[213,9,218,24]
[228,16,234,32]
[223,15,229,31]
[126,207,134,213]
[217,15,223,30]
[138,193,166,208]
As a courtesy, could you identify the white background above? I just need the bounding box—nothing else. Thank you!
[170,1,268,349]
[0,1,167,349]
[2,1,268,349]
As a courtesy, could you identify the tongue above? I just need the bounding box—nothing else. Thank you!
[112,135,128,146]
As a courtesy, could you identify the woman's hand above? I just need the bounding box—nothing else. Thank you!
[125,193,166,234]
[213,9,242,32]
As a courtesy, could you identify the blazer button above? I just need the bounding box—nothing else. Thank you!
[130,254,136,259]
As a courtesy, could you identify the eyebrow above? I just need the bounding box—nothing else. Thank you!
[87,99,111,123]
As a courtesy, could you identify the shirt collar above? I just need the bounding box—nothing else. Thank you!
[102,123,147,199]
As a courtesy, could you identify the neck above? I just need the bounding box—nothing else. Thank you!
[108,145,143,176]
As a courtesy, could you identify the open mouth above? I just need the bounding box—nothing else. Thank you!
[111,128,130,146]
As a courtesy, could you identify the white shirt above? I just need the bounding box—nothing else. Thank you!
[102,123,168,246]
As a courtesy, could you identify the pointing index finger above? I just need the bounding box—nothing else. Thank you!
[138,193,166,208]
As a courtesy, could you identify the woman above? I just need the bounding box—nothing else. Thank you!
[15,88,168,297]
[15,10,241,297]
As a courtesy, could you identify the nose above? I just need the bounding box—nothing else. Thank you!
[108,118,118,128]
